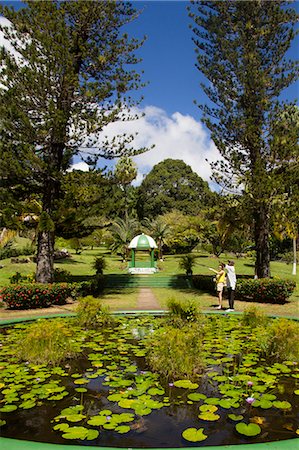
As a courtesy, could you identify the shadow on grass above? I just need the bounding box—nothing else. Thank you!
[55,258,81,265]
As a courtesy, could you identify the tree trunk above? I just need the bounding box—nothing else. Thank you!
[254,204,270,278]
[36,229,55,283]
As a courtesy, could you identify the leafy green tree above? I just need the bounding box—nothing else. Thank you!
[189,1,298,278]
[0,1,147,282]
[114,156,138,216]
[137,159,216,220]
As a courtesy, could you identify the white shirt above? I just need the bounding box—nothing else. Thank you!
[225,265,236,290]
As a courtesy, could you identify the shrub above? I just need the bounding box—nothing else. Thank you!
[0,283,75,309]
[9,271,35,284]
[146,324,205,379]
[192,275,295,303]
[0,243,34,260]
[179,254,197,276]
[167,297,200,323]
[75,296,112,329]
[53,268,72,282]
[17,319,78,365]
[236,278,296,303]
[92,256,107,275]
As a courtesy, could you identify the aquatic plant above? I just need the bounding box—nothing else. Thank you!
[16,319,78,365]
[146,323,205,379]
[241,305,268,328]
[257,317,299,361]
[167,297,200,323]
[75,296,113,329]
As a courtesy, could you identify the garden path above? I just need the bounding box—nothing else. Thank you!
[136,288,161,311]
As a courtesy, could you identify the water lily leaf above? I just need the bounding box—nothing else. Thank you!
[273,401,292,410]
[133,405,152,416]
[259,400,273,409]
[103,423,116,430]
[0,405,17,412]
[116,413,135,423]
[199,404,218,413]
[53,423,69,432]
[74,378,89,385]
[147,387,165,396]
[19,400,36,409]
[198,412,220,421]
[115,425,130,434]
[236,423,261,437]
[108,393,123,402]
[62,426,89,440]
[87,416,107,426]
[173,380,198,389]
[0,420,6,426]
[261,394,276,401]
[86,429,99,440]
[219,399,233,409]
[66,414,86,422]
[205,397,220,405]
[118,398,134,409]
[188,393,207,401]
[228,414,243,421]
[182,427,208,442]
[99,409,112,416]
[75,388,87,393]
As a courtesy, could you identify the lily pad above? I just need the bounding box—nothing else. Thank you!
[115,425,131,434]
[273,401,292,410]
[87,416,107,426]
[198,412,220,421]
[0,405,17,412]
[62,426,89,440]
[235,422,261,437]
[182,427,208,442]
[173,380,198,389]
[228,414,243,421]
[188,393,207,401]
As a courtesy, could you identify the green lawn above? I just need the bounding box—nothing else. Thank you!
[0,247,298,317]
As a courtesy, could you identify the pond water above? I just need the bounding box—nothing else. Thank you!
[0,314,298,447]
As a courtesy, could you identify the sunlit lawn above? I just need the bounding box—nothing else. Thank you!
[0,246,297,318]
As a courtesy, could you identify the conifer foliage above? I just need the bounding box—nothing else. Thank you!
[0,1,147,282]
[189,1,298,277]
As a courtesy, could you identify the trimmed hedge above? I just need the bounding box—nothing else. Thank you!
[235,278,296,304]
[0,283,76,310]
[192,275,296,304]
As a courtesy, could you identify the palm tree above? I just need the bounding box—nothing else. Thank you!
[110,216,139,262]
[143,217,170,260]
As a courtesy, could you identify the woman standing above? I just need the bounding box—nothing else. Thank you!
[225,260,236,311]
[209,263,226,310]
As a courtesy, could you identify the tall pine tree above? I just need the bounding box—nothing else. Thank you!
[0,1,147,282]
[189,0,298,277]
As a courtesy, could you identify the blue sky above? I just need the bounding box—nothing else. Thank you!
[1,1,298,188]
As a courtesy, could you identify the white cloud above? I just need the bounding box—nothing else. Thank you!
[79,105,221,188]
[67,161,89,172]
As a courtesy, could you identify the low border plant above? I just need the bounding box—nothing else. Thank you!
[0,283,75,309]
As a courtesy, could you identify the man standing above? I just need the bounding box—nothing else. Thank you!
[225,261,236,311]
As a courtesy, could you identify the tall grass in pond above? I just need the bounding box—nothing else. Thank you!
[75,296,113,329]
[17,319,78,365]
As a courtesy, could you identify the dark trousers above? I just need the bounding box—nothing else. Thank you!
[227,288,235,309]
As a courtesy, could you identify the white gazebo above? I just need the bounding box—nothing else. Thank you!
[128,233,158,274]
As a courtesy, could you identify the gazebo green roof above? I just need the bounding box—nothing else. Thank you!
[128,233,157,250]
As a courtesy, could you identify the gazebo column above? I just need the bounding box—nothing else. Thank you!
[131,249,135,267]
[150,249,154,268]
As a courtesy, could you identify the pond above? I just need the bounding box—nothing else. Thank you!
[0,314,298,447]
